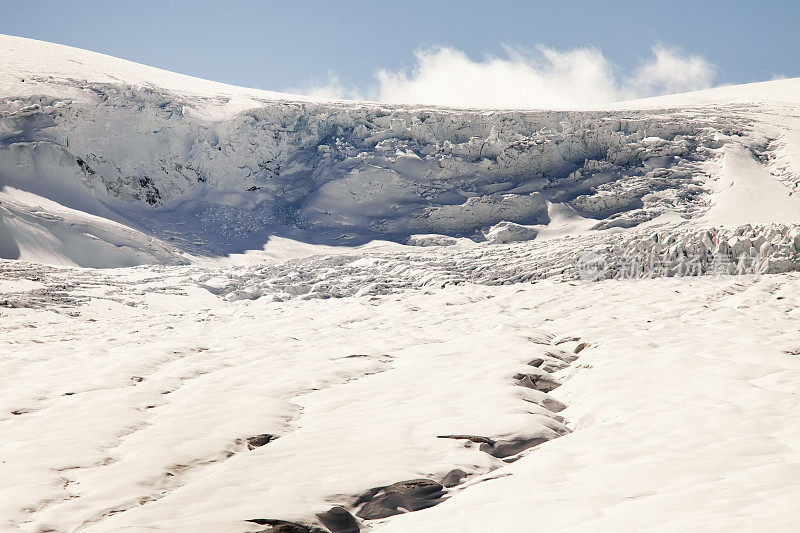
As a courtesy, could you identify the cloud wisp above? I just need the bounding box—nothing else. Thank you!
[294,45,716,109]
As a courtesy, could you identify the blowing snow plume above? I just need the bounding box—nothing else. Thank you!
[302,45,716,109]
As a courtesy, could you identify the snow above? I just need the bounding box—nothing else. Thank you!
[702,144,800,225]
[375,276,800,533]
[0,35,303,118]
[615,76,800,108]
[4,264,800,532]
[2,34,800,532]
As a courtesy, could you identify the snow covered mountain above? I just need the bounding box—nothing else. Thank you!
[3,35,800,533]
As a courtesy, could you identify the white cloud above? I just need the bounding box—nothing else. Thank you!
[295,45,717,109]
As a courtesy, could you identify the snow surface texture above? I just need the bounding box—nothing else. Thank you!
[3,34,800,532]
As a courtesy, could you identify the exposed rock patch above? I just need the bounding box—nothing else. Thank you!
[355,479,445,520]
[246,518,324,533]
[246,434,275,450]
[440,469,468,488]
[316,506,359,533]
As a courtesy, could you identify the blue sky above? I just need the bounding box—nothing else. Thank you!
[2,0,798,101]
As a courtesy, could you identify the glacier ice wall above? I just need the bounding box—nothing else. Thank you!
[0,78,757,251]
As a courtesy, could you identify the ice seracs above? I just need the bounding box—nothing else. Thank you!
[4,34,800,267]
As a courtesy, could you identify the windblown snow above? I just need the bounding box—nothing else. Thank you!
[2,35,800,533]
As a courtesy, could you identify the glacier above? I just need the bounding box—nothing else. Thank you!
[3,34,800,533]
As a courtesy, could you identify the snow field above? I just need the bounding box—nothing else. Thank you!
[3,264,800,531]
[2,264,585,531]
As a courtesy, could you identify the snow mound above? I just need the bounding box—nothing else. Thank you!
[406,234,464,247]
[483,221,538,244]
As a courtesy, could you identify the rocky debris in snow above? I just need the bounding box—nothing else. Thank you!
[479,436,553,459]
[315,506,360,533]
[536,395,568,413]
[436,434,496,446]
[574,342,590,354]
[355,479,445,520]
[514,373,562,393]
[528,357,569,372]
[246,518,324,532]
[246,434,275,449]
[478,347,579,459]
[543,350,580,363]
[440,469,468,488]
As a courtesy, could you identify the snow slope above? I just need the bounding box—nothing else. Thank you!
[3,35,800,533]
[616,76,800,108]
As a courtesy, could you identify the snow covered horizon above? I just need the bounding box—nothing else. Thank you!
[2,34,800,533]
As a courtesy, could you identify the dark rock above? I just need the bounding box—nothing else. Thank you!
[479,436,550,458]
[555,336,580,345]
[436,434,495,446]
[356,479,445,520]
[574,342,589,354]
[440,469,467,488]
[529,357,569,372]
[514,373,561,392]
[247,434,275,449]
[541,397,567,412]
[351,486,384,508]
[246,518,323,532]
[541,361,568,373]
[545,351,579,363]
[316,506,359,533]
